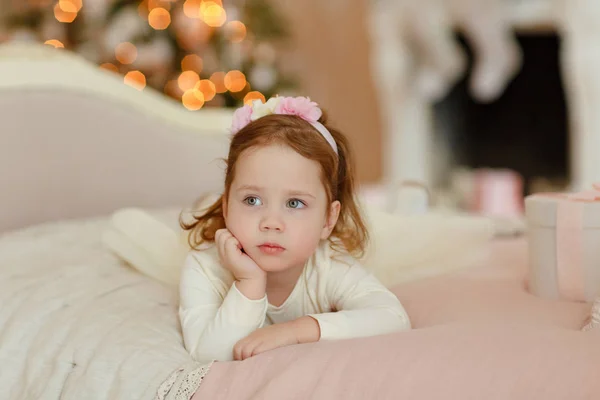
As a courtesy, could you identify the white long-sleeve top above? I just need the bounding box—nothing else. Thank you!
[179,241,411,363]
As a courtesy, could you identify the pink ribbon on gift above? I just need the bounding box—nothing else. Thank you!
[567,183,600,201]
[553,183,600,301]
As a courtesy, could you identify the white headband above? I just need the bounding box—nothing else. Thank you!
[310,121,338,155]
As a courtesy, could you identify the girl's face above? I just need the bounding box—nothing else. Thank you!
[224,144,340,273]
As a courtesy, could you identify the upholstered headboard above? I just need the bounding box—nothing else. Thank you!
[0,43,233,233]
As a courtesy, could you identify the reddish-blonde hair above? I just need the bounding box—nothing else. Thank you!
[180,112,369,258]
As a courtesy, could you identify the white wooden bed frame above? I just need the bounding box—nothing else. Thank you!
[0,43,233,233]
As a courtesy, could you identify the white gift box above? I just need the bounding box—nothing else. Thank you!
[525,187,600,302]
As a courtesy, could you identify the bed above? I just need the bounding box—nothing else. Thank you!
[0,43,598,400]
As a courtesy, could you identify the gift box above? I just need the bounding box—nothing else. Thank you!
[525,184,600,302]
[471,168,524,217]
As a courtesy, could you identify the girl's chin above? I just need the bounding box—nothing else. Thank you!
[250,255,292,273]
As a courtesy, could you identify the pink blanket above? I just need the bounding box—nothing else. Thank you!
[193,239,599,399]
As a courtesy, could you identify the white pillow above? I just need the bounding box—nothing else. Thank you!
[102,207,187,287]
[361,208,493,287]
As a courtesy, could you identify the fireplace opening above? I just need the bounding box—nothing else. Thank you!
[433,33,569,195]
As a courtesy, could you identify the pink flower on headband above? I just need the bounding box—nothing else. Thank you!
[274,96,322,123]
[230,104,253,133]
[230,96,324,134]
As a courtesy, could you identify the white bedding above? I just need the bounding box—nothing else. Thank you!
[0,215,200,400]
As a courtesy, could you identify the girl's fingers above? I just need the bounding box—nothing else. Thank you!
[225,236,241,258]
[241,342,255,360]
[216,229,231,258]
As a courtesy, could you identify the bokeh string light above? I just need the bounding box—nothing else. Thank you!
[54,2,77,23]
[209,71,227,94]
[195,79,216,101]
[183,0,202,18]
[225,21,246,43]
[178,70,200,92]
[201,2,227,27]
[115,42,138,65]
[148,7,171,30]
[58,0,82,13]
[44,39,65,48]
[224,70,246,93]
[124,70,147,91]
[181,54,203,73]
[100,63,119,73]
[243,91,266,106]
[182,88,205,110]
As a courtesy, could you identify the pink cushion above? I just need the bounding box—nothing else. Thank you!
[193,239,599,399]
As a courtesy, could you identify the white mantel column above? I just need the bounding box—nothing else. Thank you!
[559,0,600,190]
[367,0,436,190]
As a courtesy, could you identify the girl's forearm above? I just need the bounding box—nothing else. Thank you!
[292,316,321,344]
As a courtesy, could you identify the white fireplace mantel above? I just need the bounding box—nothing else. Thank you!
[507,0,556,32]
[369,0,598,193]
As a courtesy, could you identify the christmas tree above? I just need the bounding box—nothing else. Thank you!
[2,0,296,110]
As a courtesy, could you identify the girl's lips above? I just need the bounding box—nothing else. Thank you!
[258,243,285,255]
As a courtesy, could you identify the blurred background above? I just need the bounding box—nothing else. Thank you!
[0,0,590,217]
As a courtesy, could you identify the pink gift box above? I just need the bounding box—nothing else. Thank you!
[471,169,524,217]
[525,185,600,302]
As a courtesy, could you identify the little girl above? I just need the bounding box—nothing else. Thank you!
[178,96,411,363]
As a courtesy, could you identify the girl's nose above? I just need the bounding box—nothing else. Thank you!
[259,211,284,232]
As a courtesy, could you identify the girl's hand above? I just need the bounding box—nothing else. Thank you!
[233,323,297,361]
[233,317,321,360]
[215,229,266,282]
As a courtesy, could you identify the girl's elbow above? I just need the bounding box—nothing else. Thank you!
[189,343,233,364]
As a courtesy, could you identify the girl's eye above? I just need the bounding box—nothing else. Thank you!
[244,196,262,206]
[287,199,306,209]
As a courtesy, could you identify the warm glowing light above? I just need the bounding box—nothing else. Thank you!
[195,79,216,101]
[148,8,171,30]
[183,0,202,18]
[100,63,119,73]
[124,71,146,90]
[243,91,266,106]
[44,39,64,48]
[138,0,149,18]
[58,0,82,12]
[200,0,222,14]
[54,3,77,23]
[178,71,200,91]
[181,54,203,73]
[209,71,227,93]
[182,89,205,110]
[115,42,137,65]
[201,2,226,27]
[224,70,246,92]
[225,21,246,43]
